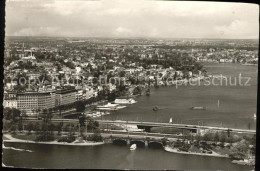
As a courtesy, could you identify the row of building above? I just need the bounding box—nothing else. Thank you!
[3,89,77,115]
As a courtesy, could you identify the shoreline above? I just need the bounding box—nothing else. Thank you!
[164,146,229,158]
[3,134,105,146]
[3,134,255,167]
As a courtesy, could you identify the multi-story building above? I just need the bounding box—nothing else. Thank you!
[4,89,77,115]
[3,100,18,108]
[3,91,18,109]
[55,89,77,106]
[16,91,56,115]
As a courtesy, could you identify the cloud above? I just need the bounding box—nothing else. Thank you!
[5,0,259,39]
[214,20,259,39]
[13,27,60,36]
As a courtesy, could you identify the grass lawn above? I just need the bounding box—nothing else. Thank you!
[189,145,201,153]
[212,146,230,155]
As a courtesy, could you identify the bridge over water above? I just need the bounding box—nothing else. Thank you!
[106,134,165,148]
[97,120,256,135]
[24,118,256,134]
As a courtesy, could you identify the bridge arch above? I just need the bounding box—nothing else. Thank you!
[148,141,163,149]
[130,140,145,147]
[113,139,127,146]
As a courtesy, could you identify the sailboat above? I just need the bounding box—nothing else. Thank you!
[169,117,173,124]
[254,113,256,119]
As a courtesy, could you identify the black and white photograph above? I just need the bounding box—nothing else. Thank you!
[2,0,259,170]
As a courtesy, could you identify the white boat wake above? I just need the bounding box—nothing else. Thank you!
[2,144,33,152]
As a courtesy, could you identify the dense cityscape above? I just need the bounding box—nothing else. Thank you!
[3,37,258,168]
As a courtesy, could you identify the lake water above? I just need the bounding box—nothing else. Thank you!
[2,142,254,170]
[104,63,257,130]
[3,63,257,169]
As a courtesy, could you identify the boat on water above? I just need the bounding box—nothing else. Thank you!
[114,98,137,104]
[254,113,256,119]
[86,111,110,118]
[153,106,159,111]
[96,103,126,111]
[169,117,173,124]
[190,106,206,110]
[97,103,118,107]
[130,144,137,151]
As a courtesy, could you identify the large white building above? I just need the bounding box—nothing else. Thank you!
[16,91,56,115]
[4,89,78,115]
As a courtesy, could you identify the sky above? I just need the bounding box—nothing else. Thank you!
[5,0,259,39]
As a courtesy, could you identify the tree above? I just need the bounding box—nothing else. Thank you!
[75,101,86,112]
[86,129,103,142]
[229,139,250,159]
[48,123,56,134]
[3,120,12,131]
[34,122,41,134]
[27,122,34,134]
[3,108,12,120]
[161,137,168,146]
[214,132,220,142]
[250,135,256,146]
[3,108,21,123]
[10,124,17,135]
[220,132,227,143]
[41,108,53,122]
[203,132,214,141]
[108,91,116,102]
[79,126,86,137]
[18,121,23,131]
[57,122,63,135]
[65,61,75,69]
[133,86,142,95]
[119,71,126,77]
[86,117,99,131]
[195,134,202,142]
[79,116,86,127]
[41,122,49,132]
[12,108,21,123]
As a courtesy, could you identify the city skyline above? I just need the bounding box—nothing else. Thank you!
[5,0,259,39]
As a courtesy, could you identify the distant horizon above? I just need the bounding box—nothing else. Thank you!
[5,35,259,41]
